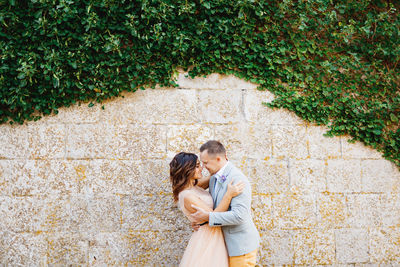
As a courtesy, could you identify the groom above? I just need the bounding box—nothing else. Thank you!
[191,140,260,267]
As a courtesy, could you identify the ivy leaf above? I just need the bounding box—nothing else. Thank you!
[390,113,398,123]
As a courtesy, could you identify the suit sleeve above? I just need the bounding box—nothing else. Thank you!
[208,175,251,226]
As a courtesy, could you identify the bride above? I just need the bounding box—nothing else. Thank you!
[169,152,244,267]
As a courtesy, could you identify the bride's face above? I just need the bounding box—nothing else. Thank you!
[192,160,203,180]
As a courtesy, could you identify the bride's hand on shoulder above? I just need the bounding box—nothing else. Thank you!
[227,180,245,198]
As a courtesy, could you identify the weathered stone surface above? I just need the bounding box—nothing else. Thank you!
[215,122,273,160]
[66,123,166,159]
[346,194,381,228]
[167,124,213,157]
[0,196,45,232]
[327,159,362,193]
[58,102,101,123]
[317,192,348,229]
[27,124,65,159]
[252,194,274,230]
[335,228,369,263]
[249,159,289,194]
[361,160,400,193]
[369,227,400,264]
[45,232,89,265]
[270,124,308,159]
[293,229,335,265]
[307,125,341,159]
[0,160,77,196]
[88,230,189,266]
[39,194,122,234]
[107,124,167,160]
[0,231,46,266]
[101,89,198,124]
[0,124,28,159]
[121,194,189,232]
[65,123,110,159]
[198,89,243,123]
[342,136,384,159]
[290,159,326,193]
[244,89,305,125]
[77,159,170,195]
[379,193,400,227]
[258,229,293,265]
[273,192,317,229]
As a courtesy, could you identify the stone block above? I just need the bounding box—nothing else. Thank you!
[0,231,46,265]
[270,124,308,159]
[215,122,273,160]
[76,159,170,195]
[101,89,198,124]
[249,159,289,194]
[272,192,317,229]
[45,233,89,265]
[378,193,400,228]
[198,90,242,123]
[355,264,396,267]
[176,71,257,90]
[307,125,341,159]
[346,194,381,228]
[40,195,74,232]
[257,230,293,265]
[65,123,110,158]
[326,159,362,193]
[335,228,369,263]
[0,124,28,159]
[167,124,213,158]
[290,159,327,193]
[88,230,189,265]
[0,196,45,232]
[252,194,274,230]
[66,123,166,159]
[244,89,305,125]
[58,102,101,123]
[40,194,121,234]
[27,124,65,159]
[0,160,77,196]
[107,124,167,160]
[369,227,400,263]
[361,160,400,193]
[293,229,335,265]
[121,194,189,232]
[342,136,383,159]
[317,192,348,229]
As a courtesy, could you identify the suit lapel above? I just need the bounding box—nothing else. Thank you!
[209,175,217,204]
[214,162,234,206]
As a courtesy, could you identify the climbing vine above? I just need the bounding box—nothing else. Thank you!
[0,0,399,166]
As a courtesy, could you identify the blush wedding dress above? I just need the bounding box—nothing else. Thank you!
[178,186,229,267]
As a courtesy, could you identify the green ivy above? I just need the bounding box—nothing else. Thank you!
[1,0,399,167]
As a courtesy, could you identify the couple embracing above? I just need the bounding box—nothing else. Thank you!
[169,140,260,267]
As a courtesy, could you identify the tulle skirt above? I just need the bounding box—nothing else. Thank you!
[179,224,229,267]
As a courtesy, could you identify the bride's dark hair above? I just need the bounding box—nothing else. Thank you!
[169,152,198,202]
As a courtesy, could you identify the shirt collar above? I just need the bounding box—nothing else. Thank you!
[215,161,229,180]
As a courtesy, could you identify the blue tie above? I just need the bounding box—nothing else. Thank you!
[213,174,220,198]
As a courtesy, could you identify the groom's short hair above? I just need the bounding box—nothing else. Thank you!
[200,140,226,156]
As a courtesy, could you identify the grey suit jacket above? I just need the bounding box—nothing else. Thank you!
[209,161,260,257]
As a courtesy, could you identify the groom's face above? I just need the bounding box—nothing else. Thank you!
[199,150,222,175]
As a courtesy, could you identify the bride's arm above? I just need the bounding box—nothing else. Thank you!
[183,181,244,214]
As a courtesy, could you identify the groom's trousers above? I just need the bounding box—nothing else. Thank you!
[229,249,257,267]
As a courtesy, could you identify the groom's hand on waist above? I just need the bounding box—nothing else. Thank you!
[189,205,210,225]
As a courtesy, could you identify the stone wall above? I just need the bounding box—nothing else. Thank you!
[0,72,399,266]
